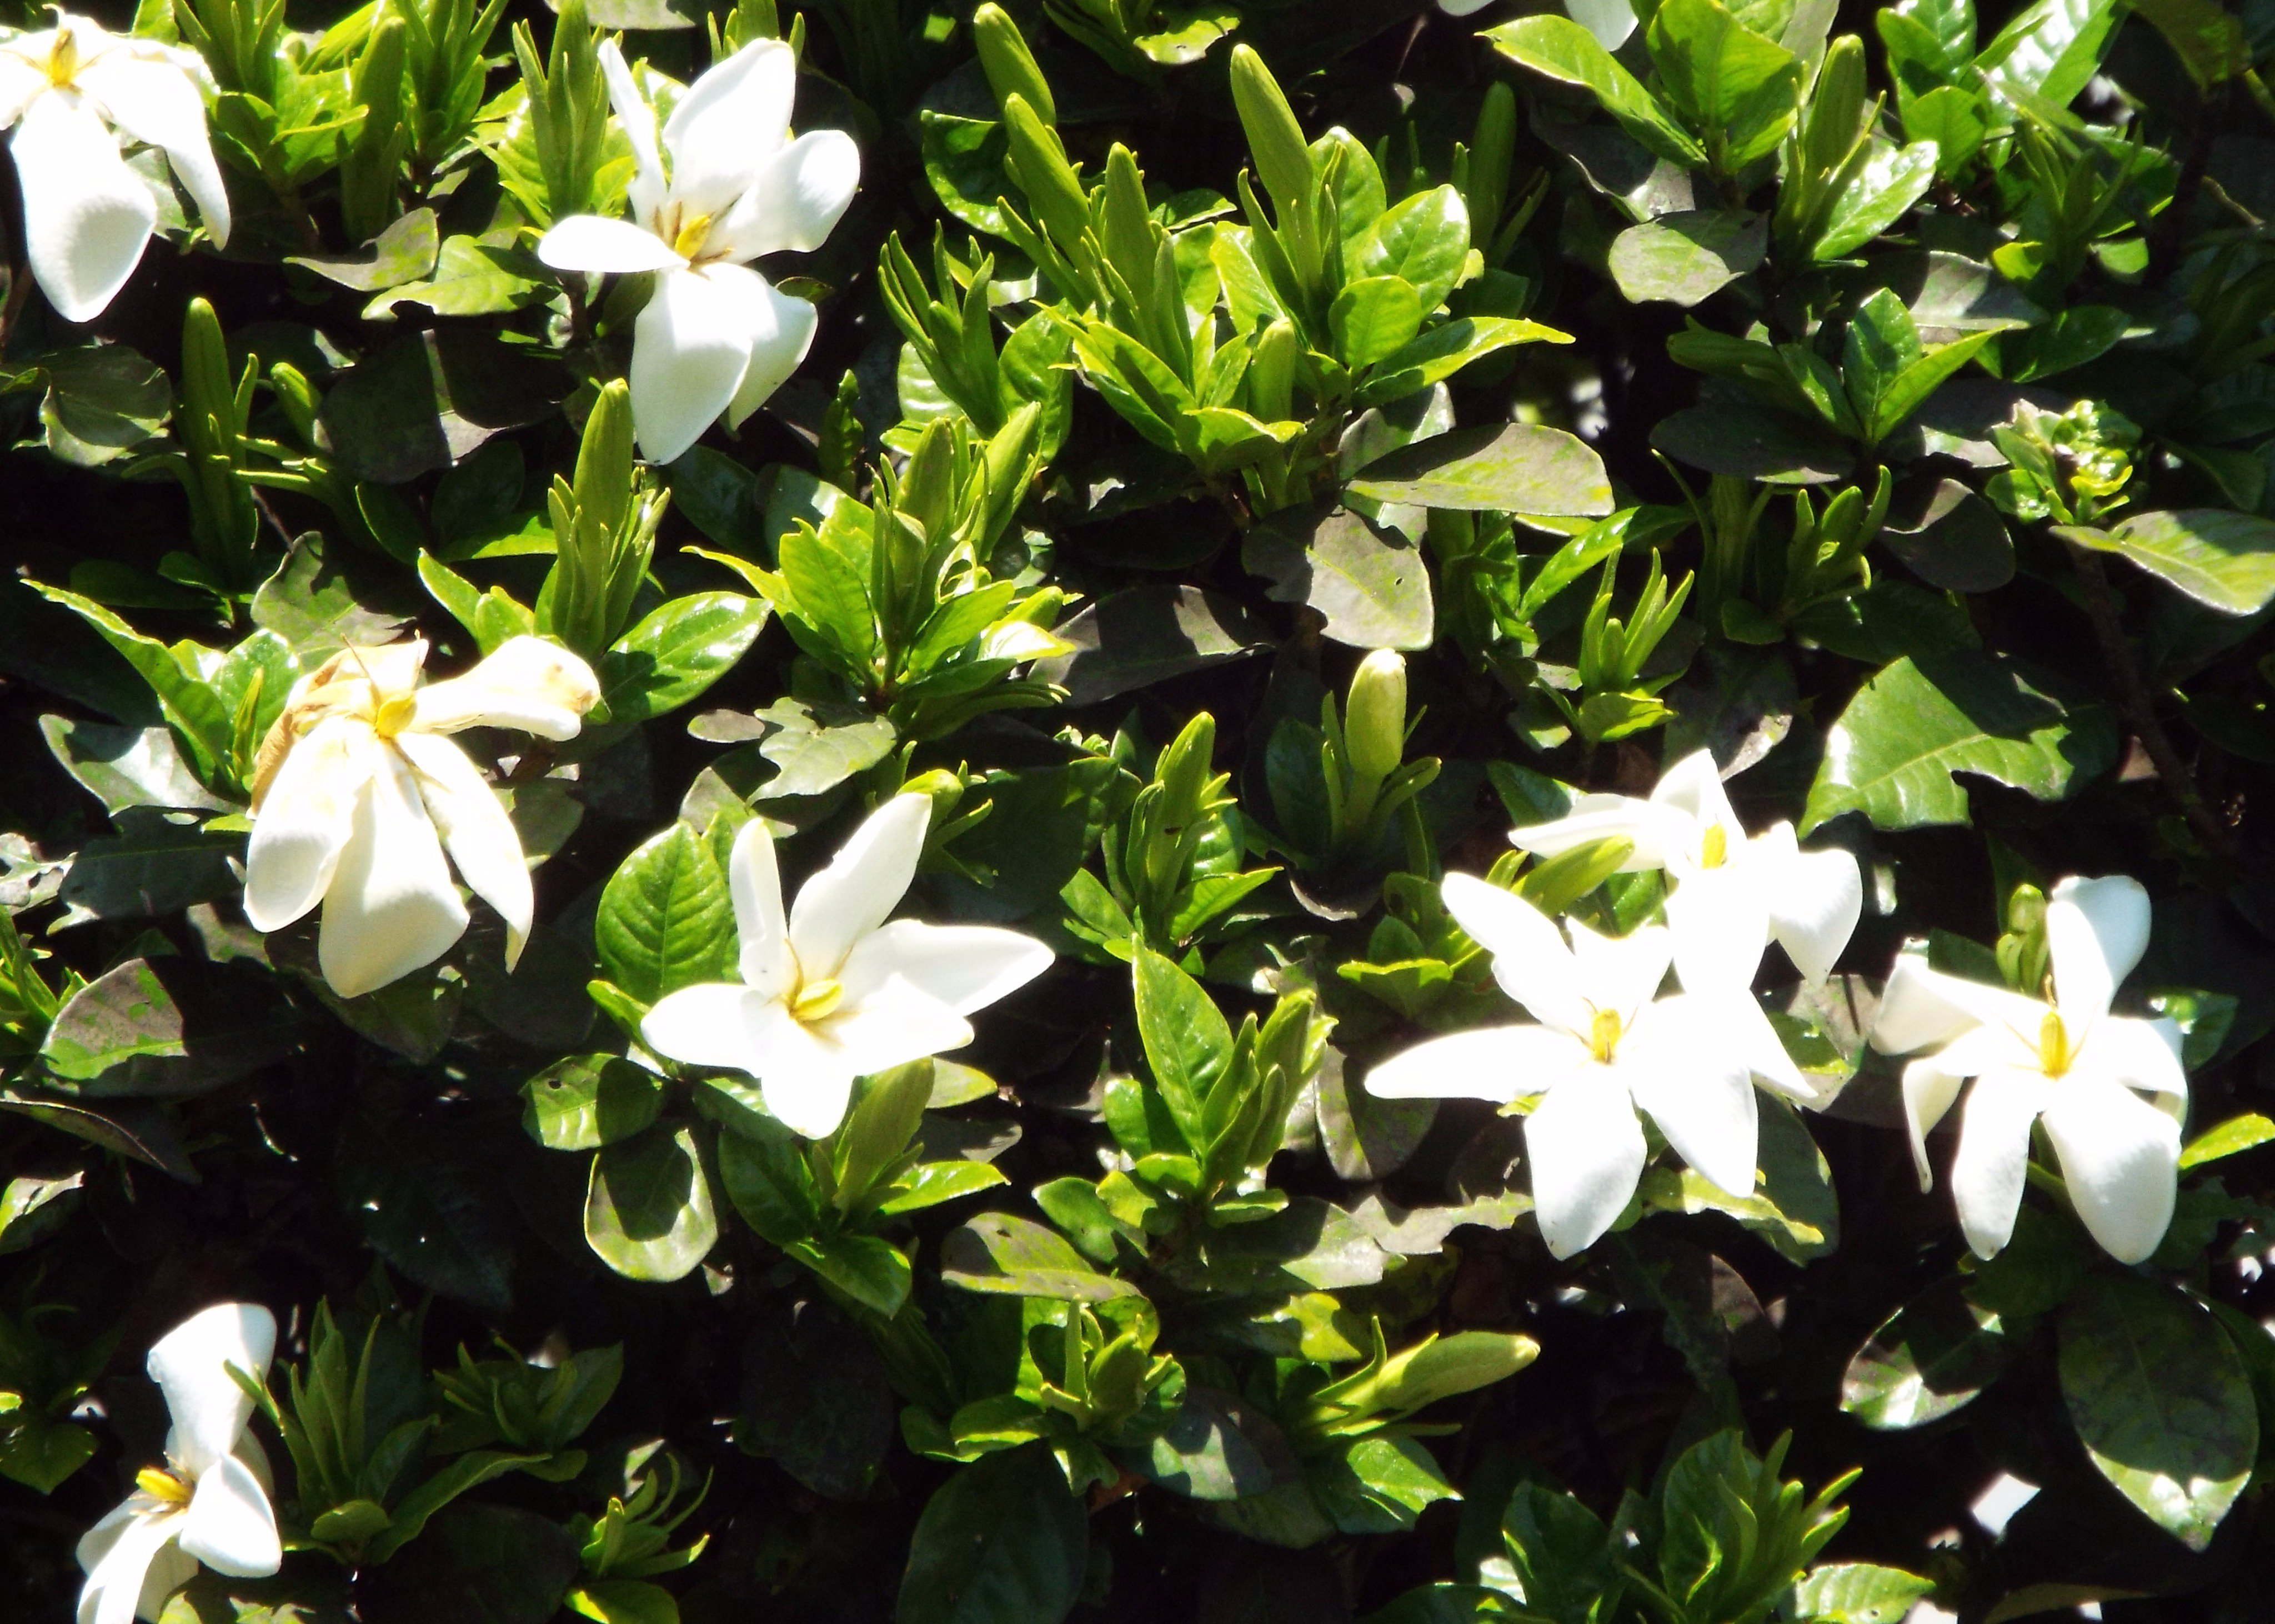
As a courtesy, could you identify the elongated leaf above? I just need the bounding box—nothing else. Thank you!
[595,593,768,727]
[1977,0,2119,104]
[39,958,309,1099]
[1607,210,1766,305]
[2054,510,2275,616]
[1646,0,1802,167]
[939,1211,1141,1301]
[1486,17,1706,167]
[1345,424,1612,516]
[1242,508,1435,650]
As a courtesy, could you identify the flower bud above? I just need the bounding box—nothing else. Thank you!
[1344,650,1409,786]
[1229,45,1312,218]
[973,3,1055,126]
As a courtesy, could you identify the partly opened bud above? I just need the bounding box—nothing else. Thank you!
[1344,650,1409,786]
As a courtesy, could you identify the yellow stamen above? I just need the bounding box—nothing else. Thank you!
[1699,825,1727,869]
[47,24,79,85]
[672,212,714,259]
[1587,1006,1622,1064]
[136,1467,193,1506]
[373,693,419,739]
[791,978,844,1021]
[2039,1009,2072,1077]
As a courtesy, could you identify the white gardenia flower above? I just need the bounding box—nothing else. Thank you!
[537,38,860,464]
[1365,874,1778,1259]
[0,14,231,323]
[243,637,600,1000]
[643,793,1053,1138]
[1868,875,2188,1264]
[77,1304,279,1624]
[1510,748,1863,996]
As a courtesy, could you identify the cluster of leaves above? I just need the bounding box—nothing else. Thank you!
[7,0,2275,1621]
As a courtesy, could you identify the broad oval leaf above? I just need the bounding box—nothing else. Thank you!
[593,823,736,1005]
[895,1444,1087,1624]
[1842,1277,2012,1430]
[2056,509,2275,616]
[585,1126,719,1283]
[1345,424,1612,516]
[939,1211,1141,1301]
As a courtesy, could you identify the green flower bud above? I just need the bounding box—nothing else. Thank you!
[973,3,1055,125]
[1344,650,1409,786]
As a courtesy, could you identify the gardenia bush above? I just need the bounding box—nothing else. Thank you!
[4,0,2275,1619]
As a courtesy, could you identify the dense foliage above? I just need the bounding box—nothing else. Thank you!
[3,0,2275,1620]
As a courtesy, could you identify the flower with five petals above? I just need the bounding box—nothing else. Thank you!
[642,794,1054,1138]
[243,636,600,999]
[1365,873,1774,1259]
[0,13,231,322]
[536,38,860,464]
[76,1304,279,1624]
[1868,874,2187,1264]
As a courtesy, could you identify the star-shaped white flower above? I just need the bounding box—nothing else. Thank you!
[642,793,1054,1137]
[76,1304,279,1624]
[1510,748,1863,996]
[1869,874,2188,1264]
[1365,873,1773,1259]
[536,38,860,464]
[243,636,600,999]
[0,13,230,323]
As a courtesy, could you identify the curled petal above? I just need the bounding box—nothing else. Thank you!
[628,266,754,464]
[75,53,229,245]
[660,37,798,219]
[2046,874,2151,1031]
[726,820,794,999]
[76,1501,192,1624]
[1438,873,1588,1036]
[178,1454,279,1579]
[1506,793,1683,871]
[243,714,376,933]
[1647,748,1740,860]
[13,87,157,323]
[1950,1070,2052,1260]
[597,39,666,228]
[841,920,1052,1017]
[1758,826,1862,985]
[642,982,777,1072]
[707,264,818,430]
[787,794,930,983]
[1621,995,1758,1199]
[1362,1024,1589,1104]
[1901,1056,1965,1192]
[391,732,533,970]
[1868,953,2045,1056]
[2041,1076,2181,1264]
[409,635,599,740]
[744,1000,860,1136]
[709,128,861,260]
[535,212,683,275]
[146,1304,273,1478]
[2076,1014,2187,1108]
[1522,1067,1647,1259]
[317,748,469,999]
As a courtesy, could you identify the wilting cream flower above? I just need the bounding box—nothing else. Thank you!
[243,637,599,999]
[1366,874,1784,1259]
[642,793,1053,1138]
[0,13,231,322]
[77,1304,278,1624]
[537,38,860,464]
[1870,875,2188,1264]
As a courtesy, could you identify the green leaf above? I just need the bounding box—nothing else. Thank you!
[1977,0,2121,105]
[585,1126,718,1284]
[1135,1390,1274,1501]
[939,1211,1142,1301]
[1354,317,1570,407]
[1841,1277,2012,1430]
[13,344,173,465]
[0,1171,83,1254]
[595,593,769,727]
[593,823,736,1005]
[523,1055,664,1151]
[788,1231,913,1316]
[39,957,308,1099]
[1645,0,1803,167]
[335,1109,515,1314]
[2179,1114,2275,1171]
[1813,141,1940,261]
[286,207,439,290]
[736,1292,895,1498]
[31,585,234,780]
[1345,424,1612,517]
[1031,585,1269,706]
[2054,510,2275,616]
[39,718,229,814]
[567,1580,680,1624]
[1882,478,2013,593]
[1329,278,1425,369]
[2057,1275,2256,1550]
[1790,1564,1938,1623]
[1485,16,1706,168]
[1606,210,1767,306]
[895,1445,1088,1624]
[56,810,244,926]
[0,1417,98,1492]
[1351,186,1471,312]
[1133,947,1232,1150]
[1241,508,1436,651]
[711,1109,823,1245]
[1800,651,2115,833]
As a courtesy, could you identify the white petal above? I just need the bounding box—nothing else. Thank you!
[409,636,599,740]
[1437,0,1499,14]
[1564,916,1673,1029]
[661,37,798,220]
[1950,1070,2052,1259]
[1362,1024,1590,1104]
[1868,954,2046,1056]
[1563,0,1638,51]
[535,212,683,274]
[1647,748,1738,840]
[726,819,795,997]
[12,87,157,323]
[1901,1056,1966,1192]
[74,53,228,245]
[391,732,532,970]
[146,1302,274,1477]
[1506,794,1686,871]
[628,266,755,464]
[818,978,974,1077]
[1438,872,1587,1036]
[2046,874,2151,1030]
[1663,863,1768,996]
[2076,1014,2187,1106]
[787,793,931,983]
[2041,1076,2181,1264]
[178,1453,278,1578]
[841,919,1053,1016]
[0,56,44,126]
[705,264,819,430]
[329,638,428,700]
[1522,1067,1647,1259]
[597,39,666,229]
[317,748,469,998]
[746,1000,859,1136]
[76,1503,188,1624]
[1698,987,1815,1102]
[244,714,377,932]
[707,128,860,260]
[642,981,779,1071]
[1620,995,1759,1198]
[1758,825,1862,985]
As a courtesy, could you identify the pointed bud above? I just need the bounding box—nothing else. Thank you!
[1344,650,1408,786]
[1229,44,1313,218]
[973,3,1055,124]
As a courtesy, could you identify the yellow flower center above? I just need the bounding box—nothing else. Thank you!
[1587,1006,1622,1064]
[1698,825,1727,869]
[136,1466,193,1506]
[372,693,419,739]
[2038,1009,2073,1077]
[791,978,844,1021]
[47,25,80,84]
[671,212,714,259]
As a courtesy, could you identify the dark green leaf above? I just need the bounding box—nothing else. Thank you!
[585,1126,718,1283]
[593,823,736,1005]
[39,957,308,1099]
[895,1445,1088,1624]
